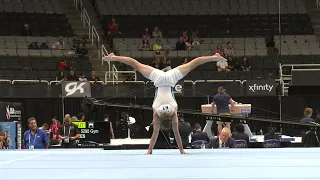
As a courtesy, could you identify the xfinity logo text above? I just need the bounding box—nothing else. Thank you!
[65,82,86,96]
[248,84,274,92]
[246,80,276,96]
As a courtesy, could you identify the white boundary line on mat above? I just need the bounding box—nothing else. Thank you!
[0,152,49,165]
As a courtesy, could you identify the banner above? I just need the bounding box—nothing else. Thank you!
[0,102,22,122]
[173,80,184,96]
[0,122,17,149]
[61,81,92,97]
[246,80,276,96]
[72,121,110,146]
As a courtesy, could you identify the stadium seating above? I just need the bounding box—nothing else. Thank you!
[0,0,64,14]
[0,56,92,81]
[96,0,307,15]
[0,12,73,37]
[102,14,313,38]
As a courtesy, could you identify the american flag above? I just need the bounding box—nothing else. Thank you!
[6,106,10,120]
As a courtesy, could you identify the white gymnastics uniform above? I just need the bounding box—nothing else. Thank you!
[149,68,184,114]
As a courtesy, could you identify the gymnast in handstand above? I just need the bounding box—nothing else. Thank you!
[103,53,226,154]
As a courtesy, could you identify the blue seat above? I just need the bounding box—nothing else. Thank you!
[263,139,280,148]
[191,140,208,149]
[235,139,248,148]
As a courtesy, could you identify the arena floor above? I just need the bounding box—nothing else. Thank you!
[1,148,320,180]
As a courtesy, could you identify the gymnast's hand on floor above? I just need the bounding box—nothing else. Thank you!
[146,150,152,155]
[180,150,188,154]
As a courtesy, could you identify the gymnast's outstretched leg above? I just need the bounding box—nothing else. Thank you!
[103,53,156,79]
[176,53,226,77]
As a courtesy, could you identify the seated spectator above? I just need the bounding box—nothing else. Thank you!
[66,70,78,81]
[227,57,235,71]
[79,73,88,81]
[182,58,188,64]
[152,58,161,69]
[215,44,224,57]
[139,39,151,51]
[185,38,193,50]
[232,124,249,144]
[21,24,32,36]
[163,38,173,51]
[159,56,171,71]
[108,18,119,35]
[56,71,66,81]
[180,31,188,43]
[176,37,186,50]
[207,128,236,148]
[190,32,201,50]
[191,123,210,143]
[153,39,163,53]
[52,37,65,49]
[74,44,89,57]
[142,28,150,39]
[224,42,235,57]
[152,26,163,39]
[88,70,101,81]
[217,60,230,72]
[58,59,68,71]
[241,57,251,71]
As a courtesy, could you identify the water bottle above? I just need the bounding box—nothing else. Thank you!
[201,141,205,149]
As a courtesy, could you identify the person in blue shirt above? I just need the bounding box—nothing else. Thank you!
[211,87,235,135]
[23,117,49,149]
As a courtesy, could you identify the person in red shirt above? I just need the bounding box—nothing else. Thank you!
[108,18,118,33]
[49,117,61,140]
[58,59,68,71]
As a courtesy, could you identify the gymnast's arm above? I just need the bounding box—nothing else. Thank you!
[147,115,160,154]
[103,53,156,79]
[171,111,187,154]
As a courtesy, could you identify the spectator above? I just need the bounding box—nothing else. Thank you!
[185,38,193,50]
[108,18,119,34]
[182,58,188,64]
[180,31,188,43]
[241,57,251,71]
[56,71,66,81]
[39,123,49,131]
[142,28,150,39]
[300,108,315,123]
[106,31,114,49]
[52,37,65,49]
[66,70,78,81]
[227,57,235,71]
[58,59,68,71]
[49,117,60,140]
[152,26,163,39]
[103,114,115,139]
[21,24,32,36]
[0,131,7,149]
[176,37,186,50]
[224,42,235,57]
[88,70,101,81]
[207,127,236,148]
[178,115,192,149]
[215,44,224,57]
[152,58,161,69]
[79,73,88,81]
[153,39,163,53]
[163,38,173,51]
[191,123,210,143]
[74,44,89,57]
[23,117,49,149]
[139,39,151,51]
[217,59,230,72]
[232,124,250,144]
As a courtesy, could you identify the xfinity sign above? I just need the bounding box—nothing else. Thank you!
[61,81,92,97]
[246,80,276,96]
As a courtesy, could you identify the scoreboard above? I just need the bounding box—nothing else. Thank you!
[72,121,111,146]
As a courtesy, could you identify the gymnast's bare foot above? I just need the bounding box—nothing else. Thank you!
[214,53,227,61]
[146,150,152,155]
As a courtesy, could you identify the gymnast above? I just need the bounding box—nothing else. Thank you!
[103,53,226,154]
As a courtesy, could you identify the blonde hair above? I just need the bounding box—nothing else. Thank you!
[159,112,172,130]
[304,108,313,116]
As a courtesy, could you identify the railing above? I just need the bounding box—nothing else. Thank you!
[102,44,111,82]
[82,9,91,38]
[74,0,83,20]
[12,80,49,85]
[112,65,118,82]
[92,26,100,51]
[0,80,11,84]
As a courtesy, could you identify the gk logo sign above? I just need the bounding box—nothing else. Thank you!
[246,80,276,96]
[61,81,92,97]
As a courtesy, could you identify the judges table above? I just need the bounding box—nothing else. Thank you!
[201,103,252,138]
